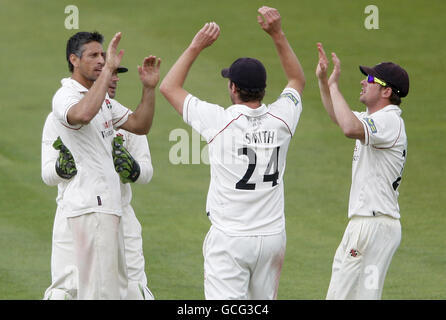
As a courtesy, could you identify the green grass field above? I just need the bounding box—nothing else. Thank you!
[0,0,445,299]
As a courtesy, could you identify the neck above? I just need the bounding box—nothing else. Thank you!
[71,71,94,89]
[366,99,391,114]
[243,101,262,109]
[234,97,261,109]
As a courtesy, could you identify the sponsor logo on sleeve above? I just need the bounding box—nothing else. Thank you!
[280,92,299,106]
[365,117,377,133]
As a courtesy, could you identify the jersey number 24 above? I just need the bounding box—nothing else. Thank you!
[236,146,280,190]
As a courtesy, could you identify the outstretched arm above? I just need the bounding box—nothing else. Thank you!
[160,22,220,116]
[257,6,305,95]
[120,55,161,135]
[316,42,337,124]
[326,51,365,141]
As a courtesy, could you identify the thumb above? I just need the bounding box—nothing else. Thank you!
[257,15,266,28]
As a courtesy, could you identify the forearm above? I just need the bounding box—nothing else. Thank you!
[129,87,156,134]
[160,46,200,114]
[271,31,305,94]
[67,68,113,125]
[318,79,337,124]
[329,84,364,140]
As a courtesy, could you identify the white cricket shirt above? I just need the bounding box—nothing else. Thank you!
[52,78,130,217]
[183,88,302,235]
[41,112,70,205]
[350,105,407,219]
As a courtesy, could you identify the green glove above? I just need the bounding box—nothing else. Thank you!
[112,135,140,184]
[53,136,77,179]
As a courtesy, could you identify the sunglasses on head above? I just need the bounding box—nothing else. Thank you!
[367,75,401,95]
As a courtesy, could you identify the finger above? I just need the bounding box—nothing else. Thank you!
[257,7,269,23]
[201,22,210,33]
[258,6,270,15]
[332,52,340,66]
[109,32,122,51]
[269,8,280,20]
[317,43,328,61]
[211,23,220,38]
[156,57,162,69]
[117,49,124,61]
[256,15,264,25]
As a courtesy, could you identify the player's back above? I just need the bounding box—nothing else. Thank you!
[184,88,302,235]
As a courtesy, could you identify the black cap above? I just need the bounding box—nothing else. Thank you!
[117,66,128,73]
[359,62,409,97]
[221,57,266,92]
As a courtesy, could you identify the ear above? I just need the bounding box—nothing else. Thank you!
[229,81,237,94]
[69,53,80,70]
[381,87,393,99]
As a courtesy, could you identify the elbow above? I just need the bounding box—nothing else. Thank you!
[146,166,153,183]
[288,78,305,93]
[133,127,150,135]
[41,171,57,186]
[136,163,153,184]
[69,112,93,126]
[159,81,169,98]
[342,126,360,139]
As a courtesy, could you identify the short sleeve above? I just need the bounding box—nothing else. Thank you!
[267,88,303,134]
[182,94,225,142]
[109,98,130,129]
[52,87,83,130]
[359,112,402,148]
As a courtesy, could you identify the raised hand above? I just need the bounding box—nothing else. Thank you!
[138,55,162,89]
[190,22,220,51]
[316,42,329,80]
[328,52,341,87]
[257,6,282,36]
[105,32,125,72]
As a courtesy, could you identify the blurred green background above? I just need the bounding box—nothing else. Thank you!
[0,0,444,299]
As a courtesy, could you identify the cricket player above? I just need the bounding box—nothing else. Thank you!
[316,43,409,299]
[50,31,160,299]
[42,67,155,300]
[160,6,305,299]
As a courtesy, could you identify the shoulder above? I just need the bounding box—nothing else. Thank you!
[272,88,302,108]
[369,106,402,127]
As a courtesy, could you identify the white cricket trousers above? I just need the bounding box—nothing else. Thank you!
[68,212,127,300]
[121,204,154,300]
[326,215,401,300]
[203,226,286,300]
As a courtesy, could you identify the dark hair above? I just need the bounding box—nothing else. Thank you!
[381,86,402,105]
[389,90,402,105]
[231,81,265,103]
[66,31,104,72]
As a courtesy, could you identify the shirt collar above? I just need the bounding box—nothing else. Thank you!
[61,77,89,93]
[367,104,402,116]
[231,104,268,117]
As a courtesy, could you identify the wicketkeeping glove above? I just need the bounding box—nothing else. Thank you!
[53,136,77,179]
[112,135,140,184]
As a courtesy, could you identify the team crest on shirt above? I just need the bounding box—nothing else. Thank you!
[104,99,112,109]
[280,92,299,106]
[364,118,377,133]
[349,249,360,257]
